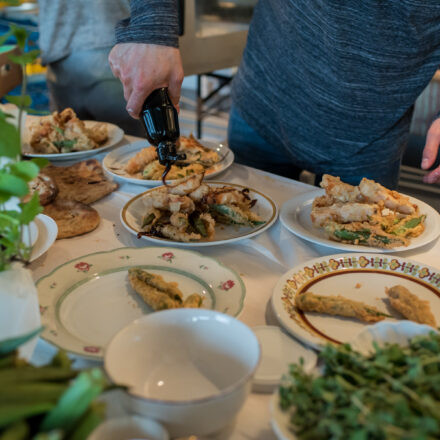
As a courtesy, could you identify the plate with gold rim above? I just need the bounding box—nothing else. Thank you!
[120,182,278,247]
[37,247,245,359]
[271,253,440,350]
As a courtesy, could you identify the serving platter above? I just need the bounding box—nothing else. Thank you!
[280,189,440,253]
[22,118,124,161]
[37,247,245,359]
[103,139,234,186]
[271,253,440,350]
[120,182,278,247]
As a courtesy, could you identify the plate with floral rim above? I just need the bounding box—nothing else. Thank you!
[37,247,245,359]
[120,182,278,247]
[271,253,440,350]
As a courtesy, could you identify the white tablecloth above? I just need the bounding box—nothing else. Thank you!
[29,137,440,439]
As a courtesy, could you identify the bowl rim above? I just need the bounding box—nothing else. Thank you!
[104,309,262,406]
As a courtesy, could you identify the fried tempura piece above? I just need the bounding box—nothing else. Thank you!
[359,178,416,215]
[311,203,379,227]
[320,175,362,203]
[168,173,204,195]
[295,291,388,322]
[128,269,178,310]
[385,285,436,327]
[125,146,157,174]
[129,268,203,310]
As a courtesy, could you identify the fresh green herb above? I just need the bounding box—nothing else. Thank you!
[279,332,440,439]
[52,139,77,152]
[404,215,425,229]
[53,126,64,136]
[334,228,370,242]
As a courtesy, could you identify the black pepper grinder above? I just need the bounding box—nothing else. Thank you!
[140,87,186,183]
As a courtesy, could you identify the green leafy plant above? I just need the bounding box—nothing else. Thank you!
[0,22,48,270]
[0,329,109,438]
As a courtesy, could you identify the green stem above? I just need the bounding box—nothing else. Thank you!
[17,63,27,157]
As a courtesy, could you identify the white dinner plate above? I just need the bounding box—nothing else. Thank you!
[22,117,124,160]
[103,139,234,186]
[280,189,440,253]
[271,253,440,350]
[30,214,58,262]
[120,182,278,247]
[37,247,245,359]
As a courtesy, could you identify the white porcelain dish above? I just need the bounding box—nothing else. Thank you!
[252,326,317,393]
[89,415,169,440]
[280,189,440,253]
[120,182,278,247]
[103,139,234,186]
[30,214,58,262]
[22,221,39,248]
[272,253,440,350]
[22,117,124,160]
[37,247,245,359]
[270,321,437,440]
[105,309,260,438]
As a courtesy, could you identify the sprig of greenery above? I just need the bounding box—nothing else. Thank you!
[0,22,48,270]
[279,332,440,439]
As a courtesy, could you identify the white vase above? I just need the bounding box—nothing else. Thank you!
[0,263,41,359]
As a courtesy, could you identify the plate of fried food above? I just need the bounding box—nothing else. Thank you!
[22,108,124,160]
[103,135,233,186]
[37,247,245,359]
[120,173,278,246]
[271,253,440,350]
[280,174,440,252]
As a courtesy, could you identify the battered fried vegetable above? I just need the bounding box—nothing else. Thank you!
[210,204,265,226]
[128,268,203,310]
[128,269,179,310]
[385,285,436,327]
[295,291,389,322]
[324,221,408,248]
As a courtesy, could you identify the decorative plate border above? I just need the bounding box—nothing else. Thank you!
[272,253,440,349]
[36,247,246,359]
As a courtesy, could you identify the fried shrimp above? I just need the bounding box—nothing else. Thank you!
[295,292,388,323]
[385,285,436,327]
[359,178,416,215]
[138,174,264,242]
[311,175,426,249]
[320,175,362,203]
[125,146,157,174]
[311,203,379,227]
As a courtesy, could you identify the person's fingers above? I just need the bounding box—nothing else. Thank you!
[126,79,154,118]
[421,118,440,170]
[123,83,132,103]
[423,165,440,184]
[168,67,184,109]
[421,131,440,170]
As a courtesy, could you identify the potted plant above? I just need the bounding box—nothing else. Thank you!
[0,22,48,357]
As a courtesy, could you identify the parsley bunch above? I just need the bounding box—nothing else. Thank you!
[279,332,440,439]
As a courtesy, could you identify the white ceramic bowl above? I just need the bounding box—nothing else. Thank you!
[89,415,169,440]
[104,309,261,438]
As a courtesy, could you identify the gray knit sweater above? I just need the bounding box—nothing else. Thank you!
[116,0,440,174]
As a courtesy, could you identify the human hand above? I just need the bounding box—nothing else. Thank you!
[421,117,440,183]
[108,43,184,118]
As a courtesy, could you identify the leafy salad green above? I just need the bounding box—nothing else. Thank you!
[279,331,440,440]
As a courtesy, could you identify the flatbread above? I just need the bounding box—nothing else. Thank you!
[25,174,58,206]
[42,159,118,204]
[43,198,100,239]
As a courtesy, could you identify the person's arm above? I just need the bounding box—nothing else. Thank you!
[421,116,440,183]
[109,0,184,118]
